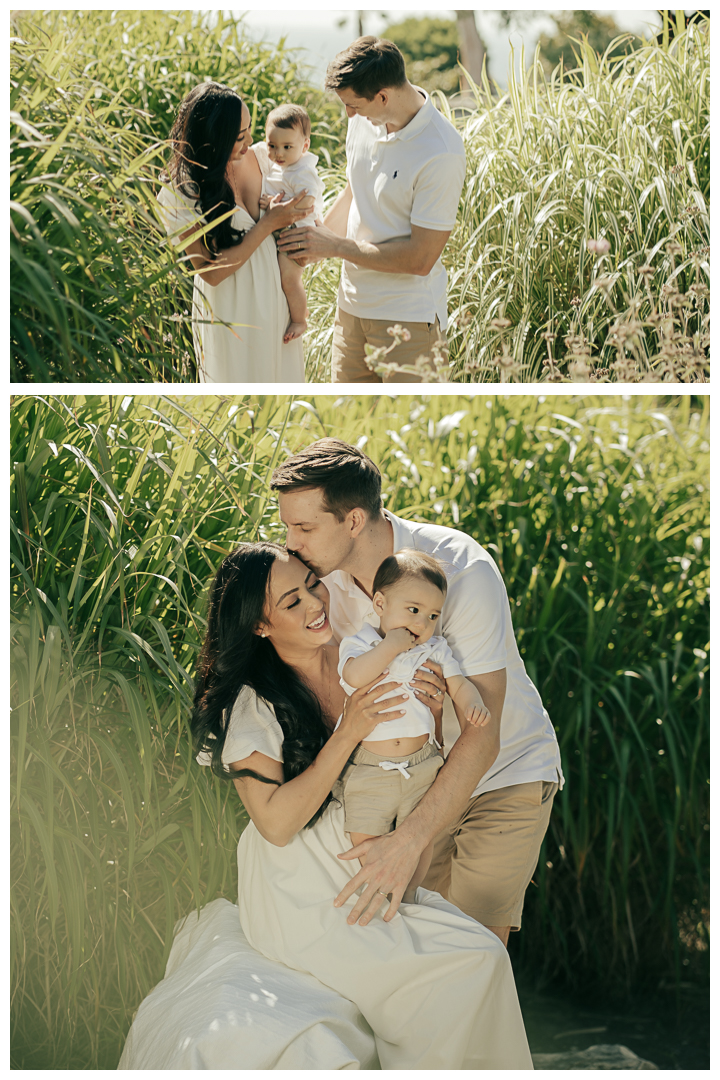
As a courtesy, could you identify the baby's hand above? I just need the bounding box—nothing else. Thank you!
[258,194,272,210]
[466,702,491,727]
[385,627,416,653]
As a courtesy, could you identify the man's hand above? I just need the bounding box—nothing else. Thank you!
[335,829,425,925]
[276,222,341,264]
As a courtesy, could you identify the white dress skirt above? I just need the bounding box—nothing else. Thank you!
[120,688,533,1069]
[156,186,304,384]
[236,802,534,1070]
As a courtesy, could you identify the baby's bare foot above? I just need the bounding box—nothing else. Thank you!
[284,320,307,343]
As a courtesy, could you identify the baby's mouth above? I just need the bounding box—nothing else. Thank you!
[307,610,328,631]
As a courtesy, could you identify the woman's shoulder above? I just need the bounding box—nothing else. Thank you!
[197,686,284,769]
[156,176,199,211]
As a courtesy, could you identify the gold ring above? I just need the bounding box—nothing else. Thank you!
[378,890,388,898]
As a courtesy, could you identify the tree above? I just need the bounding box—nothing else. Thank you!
[536,11,631,74]
[382,16,462,94]
[454,11,486,87]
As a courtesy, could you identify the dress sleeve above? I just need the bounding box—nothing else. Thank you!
[156,183,204,246]
[196,685,284,768]
[440,561,509,676]
[410,151,466,231]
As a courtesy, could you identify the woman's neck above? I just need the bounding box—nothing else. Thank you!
[274,639,341,726]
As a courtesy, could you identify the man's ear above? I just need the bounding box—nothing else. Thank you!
[347,507,367,537]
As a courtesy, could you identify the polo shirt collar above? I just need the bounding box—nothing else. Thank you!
[391,87,432,142]
[367,86,431,144]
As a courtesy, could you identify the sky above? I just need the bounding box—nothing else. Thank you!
[232,9,664,88]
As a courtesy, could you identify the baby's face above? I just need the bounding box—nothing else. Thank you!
[266,123,309,167]
[373,576,445,646]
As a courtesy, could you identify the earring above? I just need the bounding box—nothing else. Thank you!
[260,631,267,637]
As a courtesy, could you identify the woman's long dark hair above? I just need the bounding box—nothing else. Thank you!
[191,543,335,828]
[168,82,246,256]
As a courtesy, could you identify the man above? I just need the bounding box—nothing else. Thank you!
[270,438,564,945]
[277,37,466,383]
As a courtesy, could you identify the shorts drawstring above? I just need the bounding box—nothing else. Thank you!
[378,760,411,780]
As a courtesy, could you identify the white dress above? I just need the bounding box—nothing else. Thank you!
[119,687,534,1070]
[156,184,304,384]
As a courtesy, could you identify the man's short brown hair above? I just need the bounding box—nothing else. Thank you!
[325,36,407,101]
[270,438,383,521]
[266,103,311,139]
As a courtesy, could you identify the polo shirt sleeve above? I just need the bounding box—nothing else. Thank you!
[410,150,466,231]
[196,686,284,768]
[441,561,508,676]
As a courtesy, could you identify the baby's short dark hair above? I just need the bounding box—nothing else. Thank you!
[373,549,448,598]
[266,103,311,139]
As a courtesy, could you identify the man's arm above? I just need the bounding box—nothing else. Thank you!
[334,669,505,925]
[323,182,353,238]
[277,220,451,277]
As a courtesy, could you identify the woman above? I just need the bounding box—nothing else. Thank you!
[180,542,533,1069]
[157,83,308,382]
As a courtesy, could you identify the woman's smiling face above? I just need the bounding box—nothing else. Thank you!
[259,551,332,652]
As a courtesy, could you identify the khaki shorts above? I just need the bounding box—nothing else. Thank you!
[421,779,558,930]
[336,741,443,835]
[331,306,447,383]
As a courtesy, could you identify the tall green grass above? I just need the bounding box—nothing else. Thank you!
[10,10,342,382]
[11,394,708,1066]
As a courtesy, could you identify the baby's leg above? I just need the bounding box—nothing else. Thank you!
[278,251,308,343]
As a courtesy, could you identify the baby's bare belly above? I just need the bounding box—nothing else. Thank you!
[359,734,429,757]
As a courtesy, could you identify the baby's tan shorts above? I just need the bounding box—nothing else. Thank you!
[336,741,443,836]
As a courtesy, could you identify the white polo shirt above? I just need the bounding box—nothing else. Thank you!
[339,89,466,330]
[324,511,564,799]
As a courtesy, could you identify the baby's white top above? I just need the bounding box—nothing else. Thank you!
[337,623,463,742]
[253,142,324,228]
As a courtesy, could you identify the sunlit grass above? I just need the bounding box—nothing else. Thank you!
[11,394,709,1065]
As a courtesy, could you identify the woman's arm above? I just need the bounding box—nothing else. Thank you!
[231,679,407,847]
[181,193,310,287]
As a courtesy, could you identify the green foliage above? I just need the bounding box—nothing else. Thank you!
[11,394,709,1066]
[10,10,344,382]
[536,10,632,75]
[383,16,462,94]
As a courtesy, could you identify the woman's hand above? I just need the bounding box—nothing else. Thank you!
[336,676,406,746]
[263,191,310,231]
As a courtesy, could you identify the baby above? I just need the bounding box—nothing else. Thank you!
[254,104,324,344]
[335,549,491,902]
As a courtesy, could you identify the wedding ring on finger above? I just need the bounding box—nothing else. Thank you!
[378,890,389,898]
